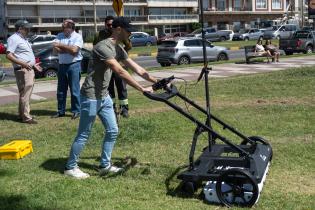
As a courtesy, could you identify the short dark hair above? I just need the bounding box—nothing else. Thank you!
[105,16,114,23]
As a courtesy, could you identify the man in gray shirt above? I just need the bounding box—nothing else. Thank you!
[6,20,42,124]
[64,17,158,179]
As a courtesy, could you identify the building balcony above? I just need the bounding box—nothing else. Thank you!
[148,14,198,24]
[147,0,198,8]
[6,15,148,28]
[203,8,285,14]
[6,0,147,6]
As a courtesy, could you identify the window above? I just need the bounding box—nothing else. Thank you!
[256,0,267,9]
[272,0,282,9]
[217,0,227,11]
[234,0,241,10]
[184,40,201,47]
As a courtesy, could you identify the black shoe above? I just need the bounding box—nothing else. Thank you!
[51,113,65,118]
[71,113,80,120]
[120,105,129,118]
[23,119,38,124]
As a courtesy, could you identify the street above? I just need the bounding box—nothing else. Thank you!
[1,49,285,82]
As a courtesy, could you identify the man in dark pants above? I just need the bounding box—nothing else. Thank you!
[52,19,83,120]
[93,15,131,118]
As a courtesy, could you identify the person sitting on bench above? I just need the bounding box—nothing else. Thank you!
[265,39,280,62]
[255,39,273,62]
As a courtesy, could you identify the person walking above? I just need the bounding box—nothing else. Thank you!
[52,19,83,120]
[94,15,131,118]
[64,17,158,179]
[6,20,42,124]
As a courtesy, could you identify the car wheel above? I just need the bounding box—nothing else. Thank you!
[178,56,190,65]
[244,37,249,41]
[220,36,226,42]
[146,42,152,46]
[217,53,228,61]
[284,51,293,55]
[44,69,57,78]
[305,45,313,54]
[160,63,171,67]
[276,35,280,40]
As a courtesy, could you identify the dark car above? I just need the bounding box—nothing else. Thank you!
[130,32,157,46]
[34,46,92,78]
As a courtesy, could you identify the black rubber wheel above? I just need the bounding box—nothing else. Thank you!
[146,42,152,46]
[182,181,196,195]
[305,45,313,54]
[244,37,249,41]
[284,51,293,55]
[217,53,228,61]
[178,56,190,65]
[220,36,226,42]
[216,168,259,207]
[44,69,57,78]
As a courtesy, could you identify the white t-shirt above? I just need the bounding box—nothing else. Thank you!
[255,44,265,52]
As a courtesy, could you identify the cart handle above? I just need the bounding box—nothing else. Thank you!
[144,76,178,102]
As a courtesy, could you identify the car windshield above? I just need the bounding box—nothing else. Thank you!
[190,28,202,34]
[160,41,177,47]
[28,35,37,42]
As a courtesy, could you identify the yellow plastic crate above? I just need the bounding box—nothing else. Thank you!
[0,140,33,160]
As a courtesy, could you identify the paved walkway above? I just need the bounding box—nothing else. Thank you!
[1,55,315,105]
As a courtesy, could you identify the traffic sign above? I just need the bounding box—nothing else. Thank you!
[113,0,124,16]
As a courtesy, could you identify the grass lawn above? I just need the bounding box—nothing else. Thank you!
[0,66,314,210]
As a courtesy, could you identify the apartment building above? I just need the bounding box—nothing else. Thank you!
[1,0,199,39]
[202,0,305,31]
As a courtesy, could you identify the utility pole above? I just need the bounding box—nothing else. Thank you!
[93,0,97,33]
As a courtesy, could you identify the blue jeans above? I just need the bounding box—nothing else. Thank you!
[66,95,119,169]
[57,61,81,114]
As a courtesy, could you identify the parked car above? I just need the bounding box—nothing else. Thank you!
[263,24,300,40]
[28,34,57,46]
[185,27,230,42]
[156,38,229,67]
[34,46,92,78]
[232,28,264,41]
[0,42,6,54]
[220,30,234,41]
[279,30,315,55]
[301,26,313,31]
[157,32,188,44]
[129,32,157,46]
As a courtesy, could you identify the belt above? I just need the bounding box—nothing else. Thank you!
[60,61,80,65]
[14,66,35,71]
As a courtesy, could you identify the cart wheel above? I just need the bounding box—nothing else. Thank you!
[182,181,196,195]
[216,168,259,207]
[241,136,273,161]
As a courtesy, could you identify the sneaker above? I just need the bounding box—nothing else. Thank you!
[64,167,90,179]
[120,105,129,118]
[99,165,124,176]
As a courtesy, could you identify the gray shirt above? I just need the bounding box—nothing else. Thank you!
[6,33,35,68]
[81,38,128,99]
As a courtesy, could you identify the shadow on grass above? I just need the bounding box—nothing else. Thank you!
[164,164,209,201]
[0,195,58,210]
[0,112,19,122]
[40,156,140,178]
[0,169,16,177]
[31,109,60,117]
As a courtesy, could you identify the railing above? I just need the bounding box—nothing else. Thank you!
[148,14,198,20]
[205,7,253,12]
[7,16,148,25]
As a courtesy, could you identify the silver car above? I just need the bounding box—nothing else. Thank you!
[28,35,57,46]
[156,38,229,67]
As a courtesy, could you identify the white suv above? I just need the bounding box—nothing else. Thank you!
[157,38,229,67]
[28,35,57,46]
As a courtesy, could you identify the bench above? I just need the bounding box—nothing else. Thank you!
[244,45,271,64]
